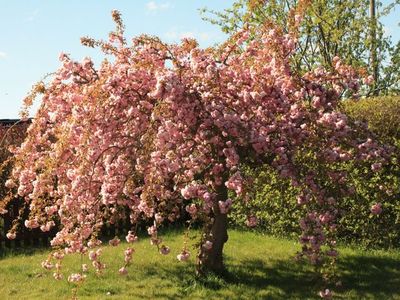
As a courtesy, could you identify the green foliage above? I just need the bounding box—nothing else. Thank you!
[379,41,400,95]
[339,96,400,246]
[229,166,302,239]
[230,96,400,248]
[343,95,400,143]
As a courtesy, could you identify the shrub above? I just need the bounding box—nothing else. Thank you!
[343,96,400,144]
[230,96,400,248]
[340,96,400,247]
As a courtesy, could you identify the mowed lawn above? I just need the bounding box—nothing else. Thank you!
[0,229,399,300]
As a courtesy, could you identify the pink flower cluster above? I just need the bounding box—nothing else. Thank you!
[126,231,138,243]
[202,241,213,251]
[177,250,190,262]
[245,215,258,228]
[109,237,120,247]
[370,203,382,215]
[67,273,86,283]
[89,248,106,274]
[218,199,233,214]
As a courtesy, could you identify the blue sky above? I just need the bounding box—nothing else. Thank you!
[0,0,398,119]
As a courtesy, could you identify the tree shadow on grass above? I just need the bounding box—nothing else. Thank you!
[223,257,320,299]
[144,253,400,300]
[0,245,48,260]
[2,245,399,299]
[337,254,400,299]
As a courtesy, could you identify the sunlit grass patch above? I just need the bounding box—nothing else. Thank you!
[0,229,399,299]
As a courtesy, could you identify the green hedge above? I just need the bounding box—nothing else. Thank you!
[343,96,400,145]
[229,96,400,248]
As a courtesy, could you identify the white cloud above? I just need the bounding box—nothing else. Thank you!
[0,51,6,59]
[179,31,195,39]
[25,9,39,22]
[146,1,170,12]
[164,29,215,43]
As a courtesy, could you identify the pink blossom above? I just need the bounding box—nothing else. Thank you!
[185,204,198,217]
[154,213,164,223]
[180,184,200,200]
[68,273,86,283]
[125,247,134,256]
[41,260,54,270]
[45,205,58,216]
[5,179,16,189]
[109,237,120,247]
[92,260,106,273]
[87,239,102,248]
[319,213,331,225]
[371,162,382,172]
[297,195,308,205]
[89,250,98,261]
[180,186,192,199]
[40,221,55,232]
[177,250,190,262]
[202,241,213,250]
[24,219,39,229]
[363,75,374,85]
[222,147,239,167]
[319,289,332,299]
[53,251,65,260]
[245,215,258,228]
[118,266,128,275]
[53,273,63,280]
[147,225,157,236]
[6,232,16,240]
[150,237,162,246]
[294,14,303,26]
[126,231,138,243]
[371,203,382,215]
[225,172,244,195]
[218,199,233,214]
[160,245,171,255]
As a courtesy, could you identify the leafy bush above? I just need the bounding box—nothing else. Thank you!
[343,96,400,144]
[230,96,400,248]
[339,96,400,247]
[229,166,302,239]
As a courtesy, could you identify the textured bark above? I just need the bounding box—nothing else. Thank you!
[197,184,229,274]
[370,0,378,95]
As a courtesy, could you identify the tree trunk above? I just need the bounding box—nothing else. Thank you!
[197,184,229,275]
[370,0,379,95]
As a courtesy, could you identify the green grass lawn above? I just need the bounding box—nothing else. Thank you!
[0,228,399,299]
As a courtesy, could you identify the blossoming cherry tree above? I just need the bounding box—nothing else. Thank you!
[1,8,388,298]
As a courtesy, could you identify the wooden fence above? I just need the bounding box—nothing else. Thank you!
[0,199,53,249]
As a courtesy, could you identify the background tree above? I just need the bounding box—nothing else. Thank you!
[201,0,399,95]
